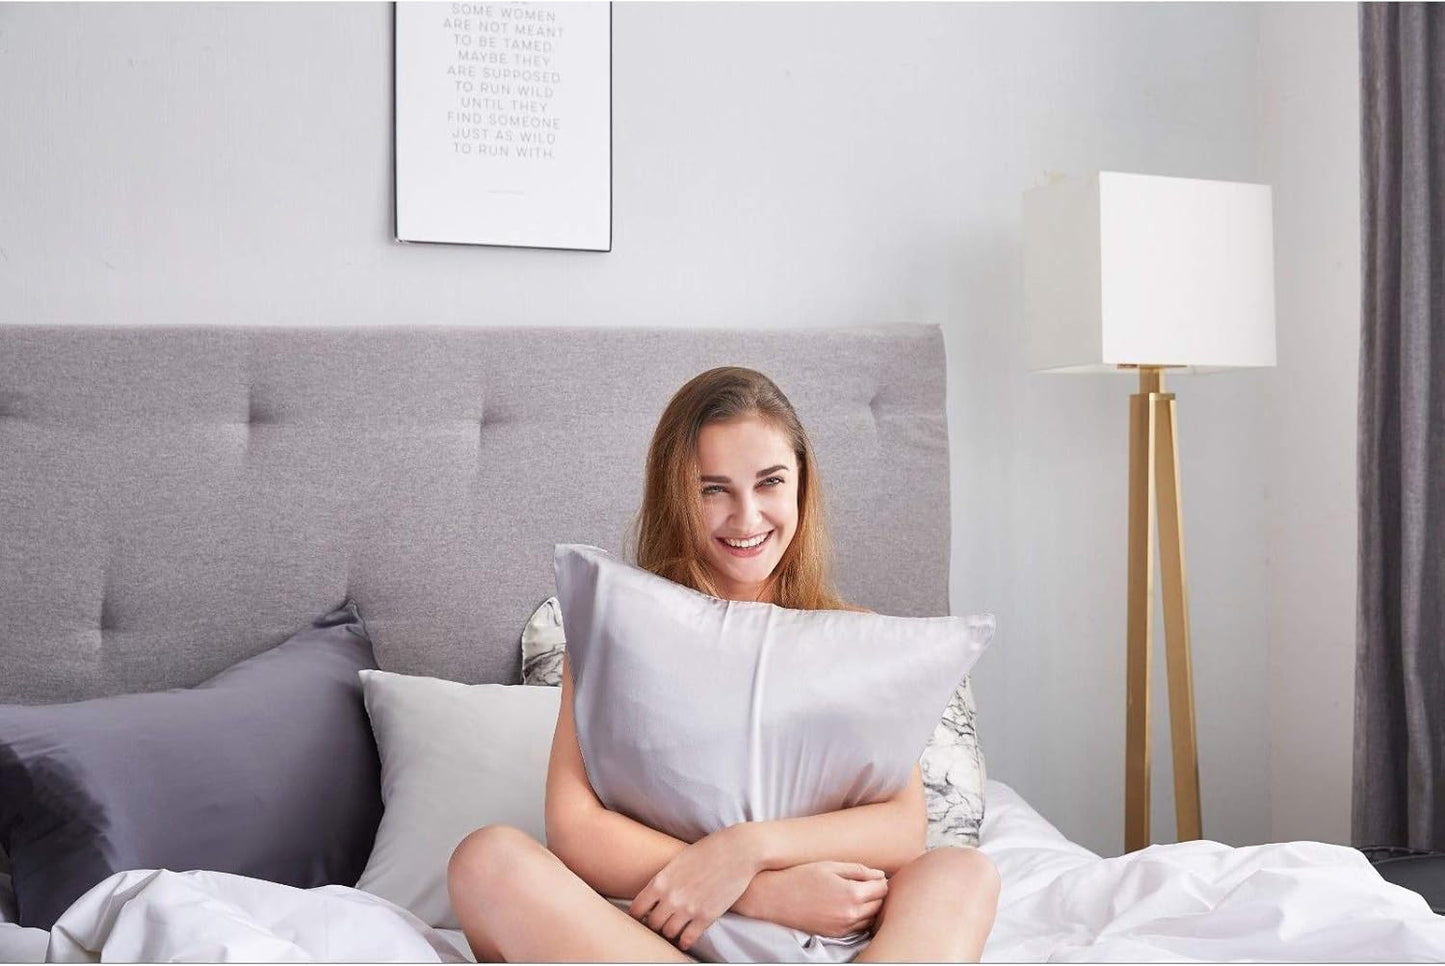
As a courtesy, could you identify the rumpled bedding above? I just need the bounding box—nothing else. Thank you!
[978,782,1445,961]
[3,780,1442,963]
[42,870,468,963]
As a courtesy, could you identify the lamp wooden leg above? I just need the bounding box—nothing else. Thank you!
[1125,372,1158,854]
[1153,392,1203,842]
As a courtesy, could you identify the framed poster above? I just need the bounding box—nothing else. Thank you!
[394,1,612,251]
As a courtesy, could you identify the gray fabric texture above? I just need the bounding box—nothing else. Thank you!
[554,543,994,964]
[0,324,951,706]
[1355,3,1445,852]
[0,602,383,930]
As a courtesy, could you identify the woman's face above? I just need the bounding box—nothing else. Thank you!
[694,415,799,603]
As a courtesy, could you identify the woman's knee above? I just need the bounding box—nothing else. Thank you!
[904,846,1001,905]
[448,824,544,897]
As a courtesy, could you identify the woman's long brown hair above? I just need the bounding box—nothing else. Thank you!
[623,366,858,611]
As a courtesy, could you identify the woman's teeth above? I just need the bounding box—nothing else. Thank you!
[722,532,770,549]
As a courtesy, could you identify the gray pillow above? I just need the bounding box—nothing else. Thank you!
[0,601,384,930]
[552,544,994,962]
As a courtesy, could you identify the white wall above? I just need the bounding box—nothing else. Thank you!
[0,1,1358,857]
[1258,3,1360,847]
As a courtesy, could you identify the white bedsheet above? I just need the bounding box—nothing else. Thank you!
[3,779,1441,963]
[977,781,1445,961]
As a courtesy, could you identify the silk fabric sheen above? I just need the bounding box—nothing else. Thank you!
[554,544,994,963]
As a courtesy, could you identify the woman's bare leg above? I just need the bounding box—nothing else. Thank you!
[447,824,696,963]
[852,846,1001,963]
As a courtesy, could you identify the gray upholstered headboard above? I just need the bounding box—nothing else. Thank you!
[0,324,951,705]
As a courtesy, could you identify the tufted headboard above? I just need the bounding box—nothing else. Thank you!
[0,324,952,705]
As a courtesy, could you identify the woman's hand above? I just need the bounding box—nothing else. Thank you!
[628,824,764,953]
[737,861,889,938]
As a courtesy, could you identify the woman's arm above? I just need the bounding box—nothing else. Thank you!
[737,763,929,877]
[544,655,693,899]
[542,655,822,922]
[627,769,927,930]
[547,644,926,896]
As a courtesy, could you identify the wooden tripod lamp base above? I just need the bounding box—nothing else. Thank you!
[1124,365,1203,853]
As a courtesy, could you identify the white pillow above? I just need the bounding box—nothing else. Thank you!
[354,670,559,929]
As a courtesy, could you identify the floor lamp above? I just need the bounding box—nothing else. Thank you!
[1022,171,1276,853]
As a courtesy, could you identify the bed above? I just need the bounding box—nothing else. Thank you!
[2,323,1442,963]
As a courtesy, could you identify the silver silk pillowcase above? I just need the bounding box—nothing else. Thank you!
[552,543,995,846]
[523,596,989,849]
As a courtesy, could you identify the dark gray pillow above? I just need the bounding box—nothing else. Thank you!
[0,601,384,930]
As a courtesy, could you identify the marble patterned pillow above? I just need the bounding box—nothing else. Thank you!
[520,594,986,848]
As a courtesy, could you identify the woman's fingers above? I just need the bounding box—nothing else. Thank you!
[854,877,890,902]
[677,920,706,952]
[849,897,885,933]
[657,909,689,943]
[836,862,887,880]
[627,886,657,923]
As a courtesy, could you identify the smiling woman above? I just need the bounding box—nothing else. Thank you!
[445,365,1000,963]
[629,366,863,613]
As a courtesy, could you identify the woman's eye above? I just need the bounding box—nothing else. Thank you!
[702,478,783,496]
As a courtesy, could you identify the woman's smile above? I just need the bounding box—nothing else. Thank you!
[716,529,773,557]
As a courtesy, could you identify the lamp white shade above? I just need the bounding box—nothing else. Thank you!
[1024,171,1277,374]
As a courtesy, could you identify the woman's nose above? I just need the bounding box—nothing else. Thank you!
[733,494,765,526]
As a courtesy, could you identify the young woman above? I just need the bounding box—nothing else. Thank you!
[447,367,1001,962]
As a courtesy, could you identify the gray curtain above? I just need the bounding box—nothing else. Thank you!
[1354,2,1445,851]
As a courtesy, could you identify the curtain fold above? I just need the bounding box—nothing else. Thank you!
[1354,1,1445,851]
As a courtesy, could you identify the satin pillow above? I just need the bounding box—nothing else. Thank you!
[521,594,989,848]
[552,543,994,962]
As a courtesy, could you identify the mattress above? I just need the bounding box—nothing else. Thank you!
[5,778,1443,963]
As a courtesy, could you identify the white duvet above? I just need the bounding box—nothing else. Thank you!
[3,779,1441,963]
